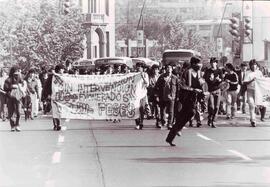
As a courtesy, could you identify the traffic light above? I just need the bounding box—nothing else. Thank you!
[244,17,252,37]
[229,17,240,42]
[63,0,70,15]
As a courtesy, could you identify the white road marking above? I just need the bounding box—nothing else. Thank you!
[65,118,70,122]
[45,180,55,187]
[197,133,212,141]
[227,149,253,161]
[58,135,65,143]
[61,126,67,131]
[196,133,253,161]
[52,152,61,164]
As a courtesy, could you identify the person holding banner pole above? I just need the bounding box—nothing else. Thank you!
[243,59,263,127]
[135,62,149,130]
[43,64,65,131]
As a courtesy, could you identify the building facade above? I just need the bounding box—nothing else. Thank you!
[184,19,232,58]
[242,1,270,66]
[74,0,115,59]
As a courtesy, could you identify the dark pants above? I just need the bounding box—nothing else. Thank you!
[0,92,7,119]
[160,99,175,126]
[166,103,196,142]
[7,97,21,128]
[208,89,221,123]
[259,105,266,120]
[151,100,161,125]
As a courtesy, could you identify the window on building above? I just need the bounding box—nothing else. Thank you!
[203,37,210,41]
[199,25,211,30]
[106,32,110,57]
[88,0,91,13]
[180,8,187,13]
[91,0,96,13]
[265,41,270,60]
[105,0,109,16]
[94,46,97,58]
[189,25,197,31]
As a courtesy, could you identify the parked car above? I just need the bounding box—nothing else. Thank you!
[94,57,133,69]
[131,57,159,68]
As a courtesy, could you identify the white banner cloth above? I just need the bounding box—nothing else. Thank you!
[52,73,147,120]
[255,77,270,106]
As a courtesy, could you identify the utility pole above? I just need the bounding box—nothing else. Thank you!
[136,0,147,57]
[216,3,232,58]
[126,0,130,57]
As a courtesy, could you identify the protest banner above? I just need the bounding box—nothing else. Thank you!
[255,77,270,106]
[51,73,147,120]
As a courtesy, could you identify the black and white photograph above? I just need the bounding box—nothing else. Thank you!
[0,0,270,186]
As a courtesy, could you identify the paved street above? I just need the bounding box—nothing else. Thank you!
[0,112,270,187]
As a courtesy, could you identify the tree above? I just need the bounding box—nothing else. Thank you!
[0,0,86,72]
[116,12,216,63]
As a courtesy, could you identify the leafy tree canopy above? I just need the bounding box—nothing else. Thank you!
[0,0,86,72]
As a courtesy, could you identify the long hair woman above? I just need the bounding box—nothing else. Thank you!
[4,66,25,131]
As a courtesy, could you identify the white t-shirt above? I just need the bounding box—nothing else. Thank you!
[243,69,263,90]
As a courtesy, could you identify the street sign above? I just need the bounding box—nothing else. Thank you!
[217,38,223,53]
[137,30,144,47]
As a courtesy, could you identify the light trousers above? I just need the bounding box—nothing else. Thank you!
[247,89,256,122]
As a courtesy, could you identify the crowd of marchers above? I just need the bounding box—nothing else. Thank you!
[0,57,268,140]
[0,60,136,132]
[132,57,268,146]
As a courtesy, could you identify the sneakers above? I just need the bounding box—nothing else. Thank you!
[53,125,62,131]
[11,126,21,132]
[15,126,21,132]
[211,123,216,128]
[135,124,143,130]
[251,121,256,127]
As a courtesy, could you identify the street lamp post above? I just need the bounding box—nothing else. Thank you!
[216,2,232,58]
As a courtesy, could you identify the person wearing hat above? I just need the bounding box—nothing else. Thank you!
[166,57,205,146]
[236,62,248,114]
[203,57,224,128]
[42,63,66,130]
[243,59,263,127]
